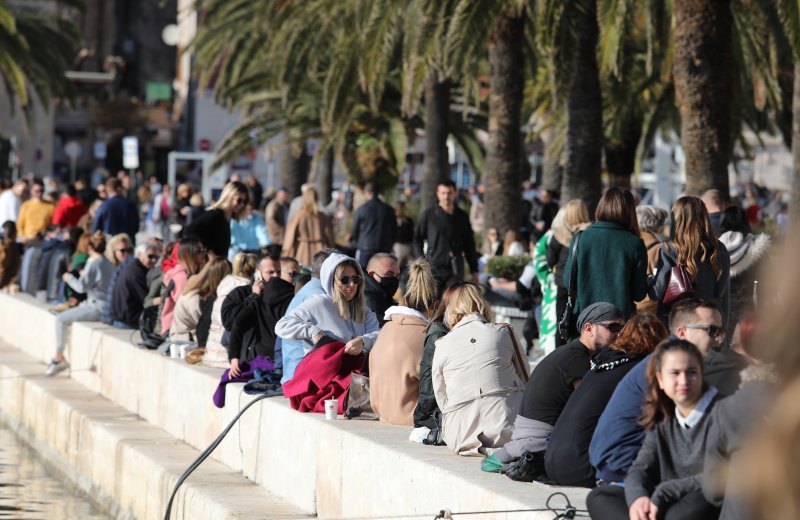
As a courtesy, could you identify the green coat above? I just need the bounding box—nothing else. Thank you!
[564,221,647,319]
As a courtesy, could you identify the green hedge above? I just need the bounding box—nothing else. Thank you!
[486,255,532,280]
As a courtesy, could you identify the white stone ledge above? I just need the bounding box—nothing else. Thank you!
[0,292,588,519]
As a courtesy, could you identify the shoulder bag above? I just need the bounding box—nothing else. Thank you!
[498,322,531,383]
[660,244,694,306]
[343,371,379,420]
[558,231,583,342]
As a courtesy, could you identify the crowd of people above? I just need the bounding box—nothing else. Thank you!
[0,168,794,520]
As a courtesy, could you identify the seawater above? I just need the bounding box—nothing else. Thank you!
[0,425,108,519]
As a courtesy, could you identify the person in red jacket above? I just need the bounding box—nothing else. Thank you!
[53,184,88,227]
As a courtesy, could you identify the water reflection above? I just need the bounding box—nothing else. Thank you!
[0,426,108,519]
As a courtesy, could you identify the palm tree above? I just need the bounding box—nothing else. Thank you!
[0,1,80,118]
[673,0,733,196]
[776,0,800,220]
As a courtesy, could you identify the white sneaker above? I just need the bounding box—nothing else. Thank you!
[45,359,69,377]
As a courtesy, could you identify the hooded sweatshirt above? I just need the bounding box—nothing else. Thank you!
[228,277,295,362]
[275,253,380,351]
[205,274,251,368]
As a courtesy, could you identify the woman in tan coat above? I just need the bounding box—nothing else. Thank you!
[369,258,438,426]
[282,187,334,266]
[433,282,529,456]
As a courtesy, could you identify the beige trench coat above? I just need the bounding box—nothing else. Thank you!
[432,314,528,456]
[282,210,335,267]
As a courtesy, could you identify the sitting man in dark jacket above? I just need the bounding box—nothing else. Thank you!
[110,243,158,328]
[363,253,400,326]
[222,254,299,378]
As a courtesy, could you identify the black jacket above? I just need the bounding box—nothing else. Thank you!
[413,320,449,429]
[351,197,397,253]
[110,258,149,327]
[227,278,295,362]
[364,274,394,325]
[414,204,478,273]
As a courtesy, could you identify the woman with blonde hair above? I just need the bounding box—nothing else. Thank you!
[276,253,379,356]
[432,282,529,455]
[182,181,249,259]
[546,199,591,344]
[204,252,258,367]
[369,258,439,425]
[282,186,334,266]
[650,196,730,323]
[170,257,231,345]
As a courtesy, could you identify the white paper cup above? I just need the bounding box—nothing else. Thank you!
[179,344,192,359]
[169,343,179,359]
[324,399,338,420]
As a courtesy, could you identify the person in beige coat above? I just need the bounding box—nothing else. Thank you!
[282,186,335,267]
[369,258,438,426]
[432,282,529,456]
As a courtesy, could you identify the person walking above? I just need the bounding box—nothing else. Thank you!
[414,180,479,293]
[282,187,335,267]
[92,177,139,242]
[350,182,396,269]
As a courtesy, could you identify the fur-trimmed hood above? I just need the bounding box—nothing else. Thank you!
[718,231,771,278]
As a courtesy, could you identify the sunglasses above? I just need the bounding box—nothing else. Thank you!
[595,322,624,333]
[234,197,248,205]
[684,324,725,341]
[116,247,133,254]
[147,254,159,260]
[338,275,362,286]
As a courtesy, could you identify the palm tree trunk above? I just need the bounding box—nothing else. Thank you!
[605,122,642,189]
[540,125,563,194]
[793,60,800,222]
[279,133,309,198]
[561,0,602,213]
[484,8,525,234]
[317,147,334,206]
[422,71,451,211]
[673,0,732,197]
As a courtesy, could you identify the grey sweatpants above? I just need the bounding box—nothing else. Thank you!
[494,415,553,463]
[55,303,102,354]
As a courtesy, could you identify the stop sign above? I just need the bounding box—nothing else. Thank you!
[198,138,212,151]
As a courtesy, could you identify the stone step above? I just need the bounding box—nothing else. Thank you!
[0,342,312,520]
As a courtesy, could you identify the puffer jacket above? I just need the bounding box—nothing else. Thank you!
[204,274,250,368]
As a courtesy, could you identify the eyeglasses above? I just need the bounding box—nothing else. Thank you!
[234,197,248,205]
[338,275,362,286]
[116,247,133,254]
[595,322,624,333]
[147,254,159,260]
[684,324,725,341]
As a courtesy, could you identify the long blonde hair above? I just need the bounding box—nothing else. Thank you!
[231,252,258,279]
[671,196,721,280]
[553,199,591,246]
[331,260,366,323]
[212,181,249,219]
[443,282,493,329]
[300,186,319,215]
[183,257,231,297]
[403,258,438,314]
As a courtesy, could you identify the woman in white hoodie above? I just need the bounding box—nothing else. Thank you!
[276,253,380,356]
[718,206,771,339]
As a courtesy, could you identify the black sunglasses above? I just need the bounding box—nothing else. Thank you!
[116,247,133,254]
[147,254,159,260]
[338,275,362,286]
[684,324,725,340]
[595,322,624,333]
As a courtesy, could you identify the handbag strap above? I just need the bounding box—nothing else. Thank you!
[566,231,583,301]
[498,322,530,383]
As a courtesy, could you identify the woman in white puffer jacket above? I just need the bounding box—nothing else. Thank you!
[202,252,257,368]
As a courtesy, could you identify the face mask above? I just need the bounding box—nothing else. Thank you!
[378,275,400,296]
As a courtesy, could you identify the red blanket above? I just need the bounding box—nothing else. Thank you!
[281,341,365,414]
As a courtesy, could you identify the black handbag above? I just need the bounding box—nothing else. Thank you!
[558,231,583,342]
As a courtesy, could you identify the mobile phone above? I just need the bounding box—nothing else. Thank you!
[254,271,262,282]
